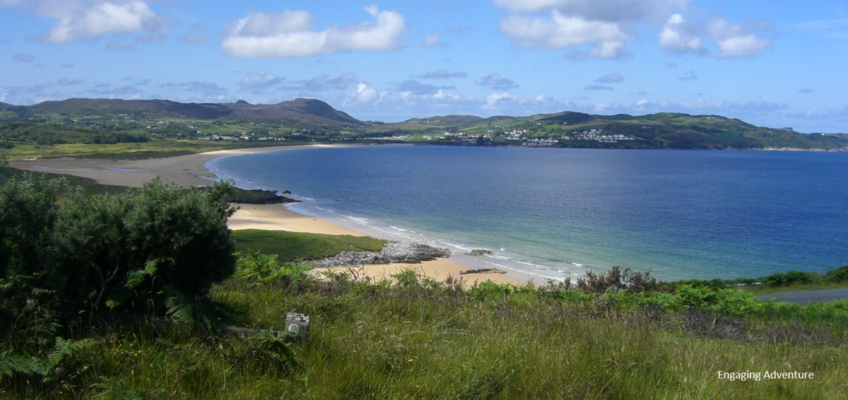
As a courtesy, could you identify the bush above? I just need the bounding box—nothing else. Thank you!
[235,250,310,286]
[0,175,239,333]
[761,270,814,286]
[826,265,848,282]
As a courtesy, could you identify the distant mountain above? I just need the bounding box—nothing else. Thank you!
[14,98,362,126]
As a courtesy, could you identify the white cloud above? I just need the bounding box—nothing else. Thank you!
[484,92,519,109]
[659,13,770,58]
[422,33,441,47]
[658,13,704,53]
[420,70,468,79]
[26,1,164,43]
[499,11,628,58]
[0,0,21,8]
[221,6,406,58]
[492,0,667,23]
[708,19,770,58]
[347,83,380,105]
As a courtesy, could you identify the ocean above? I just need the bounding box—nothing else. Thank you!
[206,145,848,282]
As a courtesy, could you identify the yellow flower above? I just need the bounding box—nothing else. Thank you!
[408,359,413,362]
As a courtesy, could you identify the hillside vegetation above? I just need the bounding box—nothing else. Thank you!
[1,98,845,154]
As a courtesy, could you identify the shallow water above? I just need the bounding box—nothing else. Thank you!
[207,146,848,281]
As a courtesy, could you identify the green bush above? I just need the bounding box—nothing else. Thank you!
[0,175,238,333]
[761,270,814,286]
[235,250,310,286]
[826,265,848,282]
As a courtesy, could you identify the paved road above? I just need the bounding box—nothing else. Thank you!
[759,287,848,304]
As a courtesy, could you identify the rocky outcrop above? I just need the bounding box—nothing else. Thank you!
[469,249,493,256]
[313,241,450,268]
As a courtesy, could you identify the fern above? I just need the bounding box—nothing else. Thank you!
[0,351,39,377]
[163,286,217,329]
[106,259,163,310]
[0,338,95,381]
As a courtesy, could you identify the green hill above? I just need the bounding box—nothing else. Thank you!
[1,98,845,150]
[11,98,362,127]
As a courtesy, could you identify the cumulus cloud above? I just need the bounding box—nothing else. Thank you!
[595,73,623,83]
[12,53,34,62]
[343,83,388,106]
[499,11,628,58]
[492,0,667,23]
[239,73,282,93]
[659,13,770,58]
[658,13,704,53]
[422,33,441,47]
[420,70,468,79]
[583,84,614,91]
[708,19,770,58]
[24,0,164,44]
[476,73,518,90]
[221,6,406,58]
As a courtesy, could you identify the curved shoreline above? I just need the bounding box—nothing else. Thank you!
[9,144,527,286]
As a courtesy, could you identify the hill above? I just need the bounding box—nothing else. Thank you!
[374,110,848,150]
[11,98,362,127]
[0,98,845,151]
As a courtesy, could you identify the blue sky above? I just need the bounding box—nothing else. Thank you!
[1,0,846,132]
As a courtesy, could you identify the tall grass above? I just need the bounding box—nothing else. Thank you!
[3,268,847,399]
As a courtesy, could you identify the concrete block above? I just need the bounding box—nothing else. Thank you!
[286,312,310,341]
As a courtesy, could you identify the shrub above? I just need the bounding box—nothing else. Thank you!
[235,250,311,286]
[761,270,814,286]
[826,265,848,282]
[0,175,239,332]
[577,266,658,293]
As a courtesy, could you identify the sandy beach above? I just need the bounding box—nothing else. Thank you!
[11,144,525,286]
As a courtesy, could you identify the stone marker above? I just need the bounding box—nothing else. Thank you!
[285,312,310,341]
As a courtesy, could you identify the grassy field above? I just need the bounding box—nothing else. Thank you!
[231,229,386,262]
[1,139,302,161]
[3,269,848,399]
[0,166,129,198]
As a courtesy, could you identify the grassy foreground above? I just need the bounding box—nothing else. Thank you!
[3,267,848,399]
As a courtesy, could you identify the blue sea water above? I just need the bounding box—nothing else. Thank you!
[207,145,848,282]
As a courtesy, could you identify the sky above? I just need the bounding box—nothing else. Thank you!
[1,0,846,133]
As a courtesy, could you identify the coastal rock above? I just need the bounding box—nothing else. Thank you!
[469,249,493,256]
[313,241,450,268]
[459,268,506,275]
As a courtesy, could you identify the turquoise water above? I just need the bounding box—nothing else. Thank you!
[207,146,848,281]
